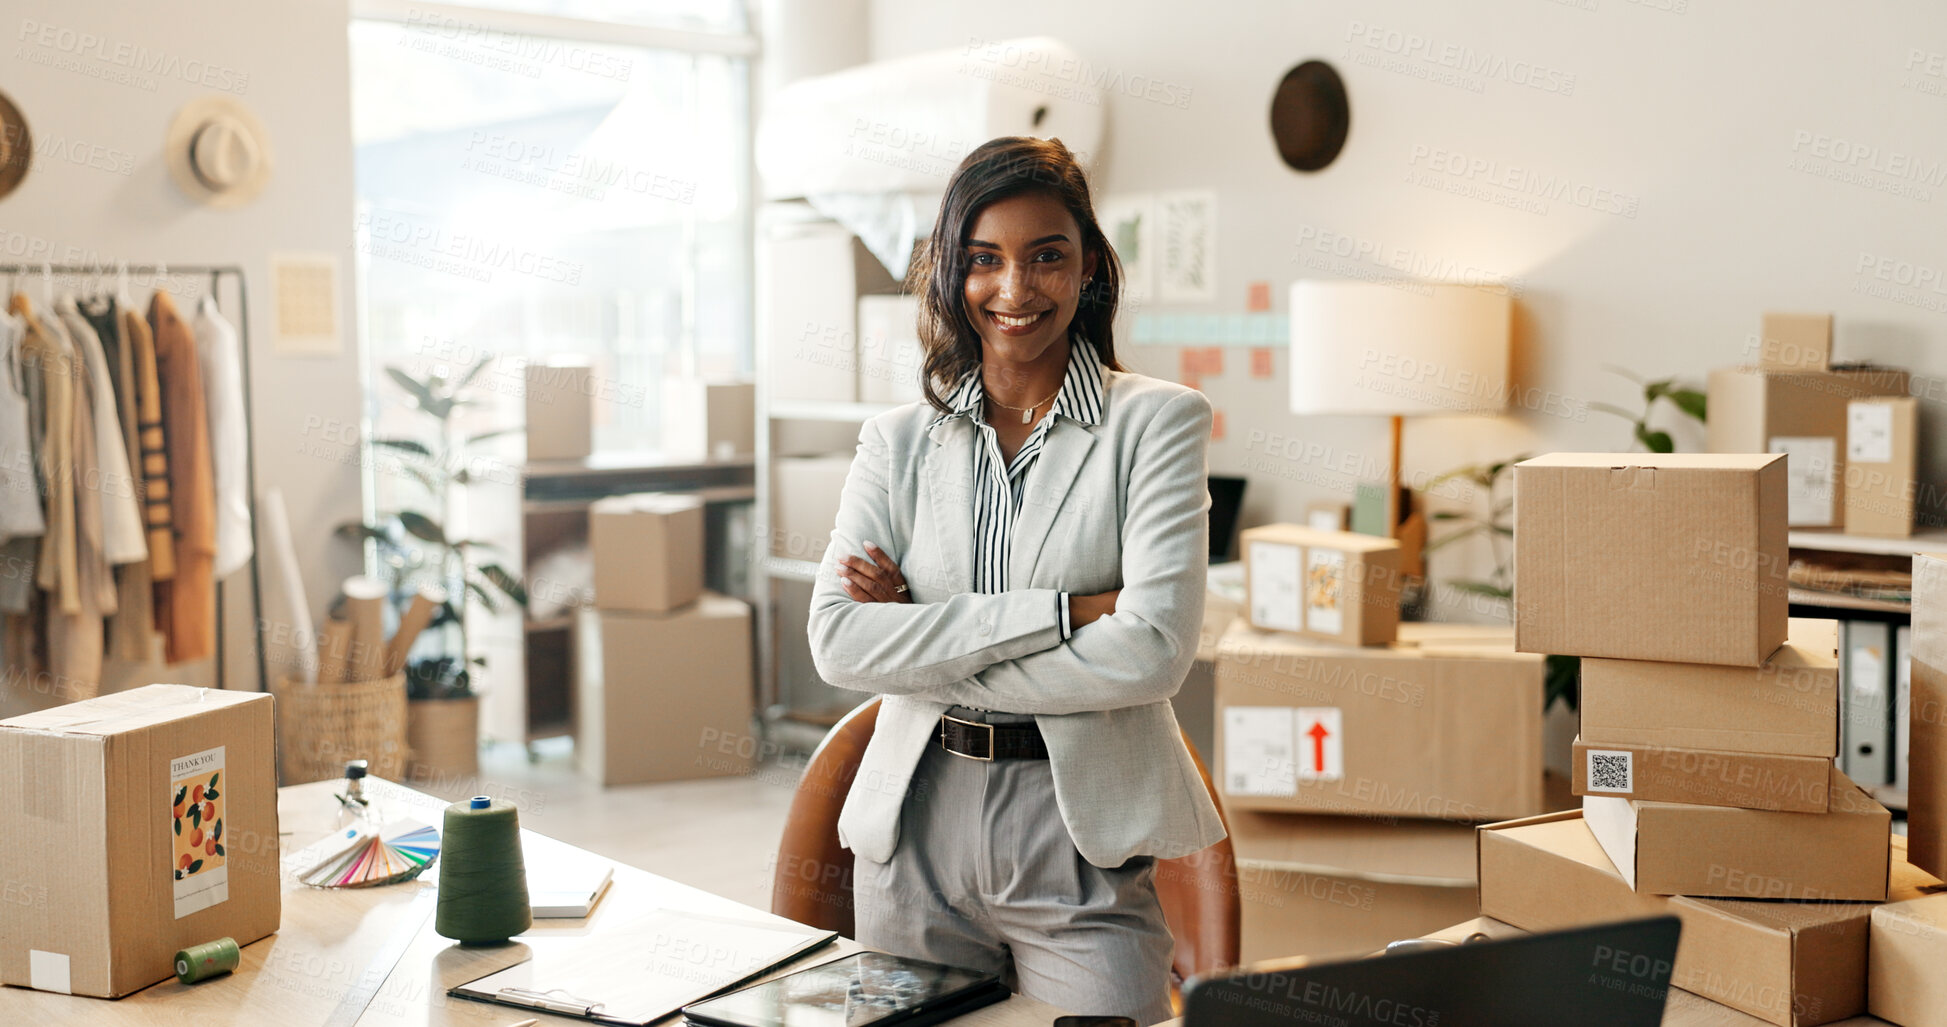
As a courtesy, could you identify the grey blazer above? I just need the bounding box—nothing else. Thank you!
[806,368,1228,868]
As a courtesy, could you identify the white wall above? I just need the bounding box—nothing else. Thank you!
[868,1,1947,611]
[4,0,362,700]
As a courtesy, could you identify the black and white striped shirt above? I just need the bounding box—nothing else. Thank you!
[929,338,1107,642]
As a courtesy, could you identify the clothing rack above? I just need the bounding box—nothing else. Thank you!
[0,263,268,694]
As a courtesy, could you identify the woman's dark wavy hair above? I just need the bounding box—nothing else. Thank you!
[912,136,1124,413]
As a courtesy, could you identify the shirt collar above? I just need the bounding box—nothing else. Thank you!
[930,337,1106,430]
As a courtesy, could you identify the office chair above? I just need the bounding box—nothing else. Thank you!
[772,696,1241,1007]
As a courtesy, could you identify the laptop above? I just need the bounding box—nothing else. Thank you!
[1183,917,1681,1027]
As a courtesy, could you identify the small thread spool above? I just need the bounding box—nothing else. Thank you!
[434,795,531,945]
[175,937,240,984]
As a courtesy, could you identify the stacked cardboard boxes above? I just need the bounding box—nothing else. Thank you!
[1492,452,1925,1026]
[1219,525,1552,960]
[576,493,753,786]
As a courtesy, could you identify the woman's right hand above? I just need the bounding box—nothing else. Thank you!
[1067,589,1121,630]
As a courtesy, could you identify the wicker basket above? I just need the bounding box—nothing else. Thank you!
[405,696,481,785]
[272,673,409,784]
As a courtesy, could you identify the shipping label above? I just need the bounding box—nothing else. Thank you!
[1223,706,1296,796]
[1304,547,1345,635]
[1291,707,1344,781]
[1248,541,1302,631]
[1585,748,1634,793]
[170,746,229,918]
[1847,403,1894,463]
[1769,435,1837,526]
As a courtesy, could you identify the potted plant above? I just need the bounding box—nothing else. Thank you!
[337,357,527,784]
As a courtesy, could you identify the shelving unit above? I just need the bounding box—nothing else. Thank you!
[1786,528,1934,622]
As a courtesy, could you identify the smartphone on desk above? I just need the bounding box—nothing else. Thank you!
[1053,1018,1136,1027]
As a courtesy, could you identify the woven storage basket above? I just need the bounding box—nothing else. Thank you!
[272,673,409,784]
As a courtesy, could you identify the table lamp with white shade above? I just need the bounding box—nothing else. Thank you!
[1287,281,1513,577]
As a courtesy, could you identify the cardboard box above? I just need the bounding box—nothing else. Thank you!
[589,493,704,613]
[525,359,594,461]
[1757,312,1832,371]
[1581,764,1889,900]
[1571,736,1834,812]
[1477,811,1940,1026]
[1705,365,1909,529]
[770,454,854,561]
[1842,396,1916,537]
[1228,809,1478,963]
[1868,892,1947,1027]
[1512,452,1788,666]
[574,593,754,786]
[663,380,754,462]
[1579,618,1840,757]
[858,295,924,404]
[1239,524,1400,647]
[760,222,900,404]
[1910,552,1947,879]
[0,685,281,998]
[1214,620,1544,820]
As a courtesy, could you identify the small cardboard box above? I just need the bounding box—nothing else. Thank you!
[1910,552,1947,879]
[0,685,281,998]
[1478,811,1940,1026]
[858,295,924,404]
[525,359,594,461]
[589,493,704,613]
[1757,312,1832,371]
[1579,618,1840,757]
[1581,764,1889,900]
[663,380,754,462]
[770,454,854,561]
[1842,396,1917,538]
[1229,809,1479,963]
[1571,736,1834,812]
[1512,452,1788,666]
[1868,892,1947,1027]
[1705,365,1909,529]
[574,593,754,786]
[760,223,899,404]
[1214,620,1543,821]
[1239,524,1400,647]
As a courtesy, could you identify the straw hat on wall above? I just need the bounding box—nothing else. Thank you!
[166,96,274,208]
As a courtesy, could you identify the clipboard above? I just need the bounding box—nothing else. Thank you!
[448,908,837,1026]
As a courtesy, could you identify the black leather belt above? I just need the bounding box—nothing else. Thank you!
[939,714,1048,761]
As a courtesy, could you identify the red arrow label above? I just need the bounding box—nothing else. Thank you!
[1306,720,1331,775]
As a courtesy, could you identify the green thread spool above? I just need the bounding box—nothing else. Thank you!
[435,795,532,945]
[175,937,240,984]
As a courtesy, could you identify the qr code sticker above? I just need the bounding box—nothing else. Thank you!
[1586,749,1633,793]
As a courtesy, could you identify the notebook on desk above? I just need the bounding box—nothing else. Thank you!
[527,856,613,918]
[450,908,837,1026]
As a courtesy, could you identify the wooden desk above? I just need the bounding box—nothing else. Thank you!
[6,778,1063,1026]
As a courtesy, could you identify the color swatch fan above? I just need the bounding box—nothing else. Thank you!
[299,820,441,888]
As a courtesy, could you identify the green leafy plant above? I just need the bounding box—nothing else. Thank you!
[335,358,527,699]
[1417,367,1708,711]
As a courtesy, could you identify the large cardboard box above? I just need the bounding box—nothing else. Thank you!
[858,295,924,404]
[1579,618,1840,757]
[525,359,594,461]
[1215,620,1543,820]
[1513,452,1788,666]
[770,454,854,561]
[0,685,281,998]
[589,493,704,613]
[1581,764,1889,900]
[663,380,754,462]
[1868,892,1947,1027]
[1911,552,1947,879]
[1705,365,1909,529]
[1571,736,1833,812]
[574,593,754,786]
[760,222,900,404]
[1842,396,1917,538]
[1757,312,1832,372]
[1477,811,1940,1026]
[1240,524,1400,647]
[1229,809,1478,963]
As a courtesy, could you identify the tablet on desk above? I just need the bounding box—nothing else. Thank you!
[681,951,1008,1027]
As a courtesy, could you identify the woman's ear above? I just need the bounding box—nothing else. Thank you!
[1082,247,1099,284]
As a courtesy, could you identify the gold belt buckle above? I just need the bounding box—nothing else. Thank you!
[941,714,994,761]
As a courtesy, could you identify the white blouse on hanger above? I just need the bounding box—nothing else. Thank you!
[193,294,252,578]
[0,308,44,545]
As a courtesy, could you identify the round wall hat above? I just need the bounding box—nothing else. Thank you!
[166,96,273,208]
[1269,60,1350,172]
[0,91,30,201]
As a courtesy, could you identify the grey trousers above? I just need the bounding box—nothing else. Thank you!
[853,708,1177,1026]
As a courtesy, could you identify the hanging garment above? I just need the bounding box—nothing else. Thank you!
[0,307,45,619]
[51,306,111,696]
[126,306,175,583]
[83,295,160,662]
[258,486,318,684]
[57,295,146,566]
[192,294,252,578]
[12,294,77,616]
[149,291,216,665]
